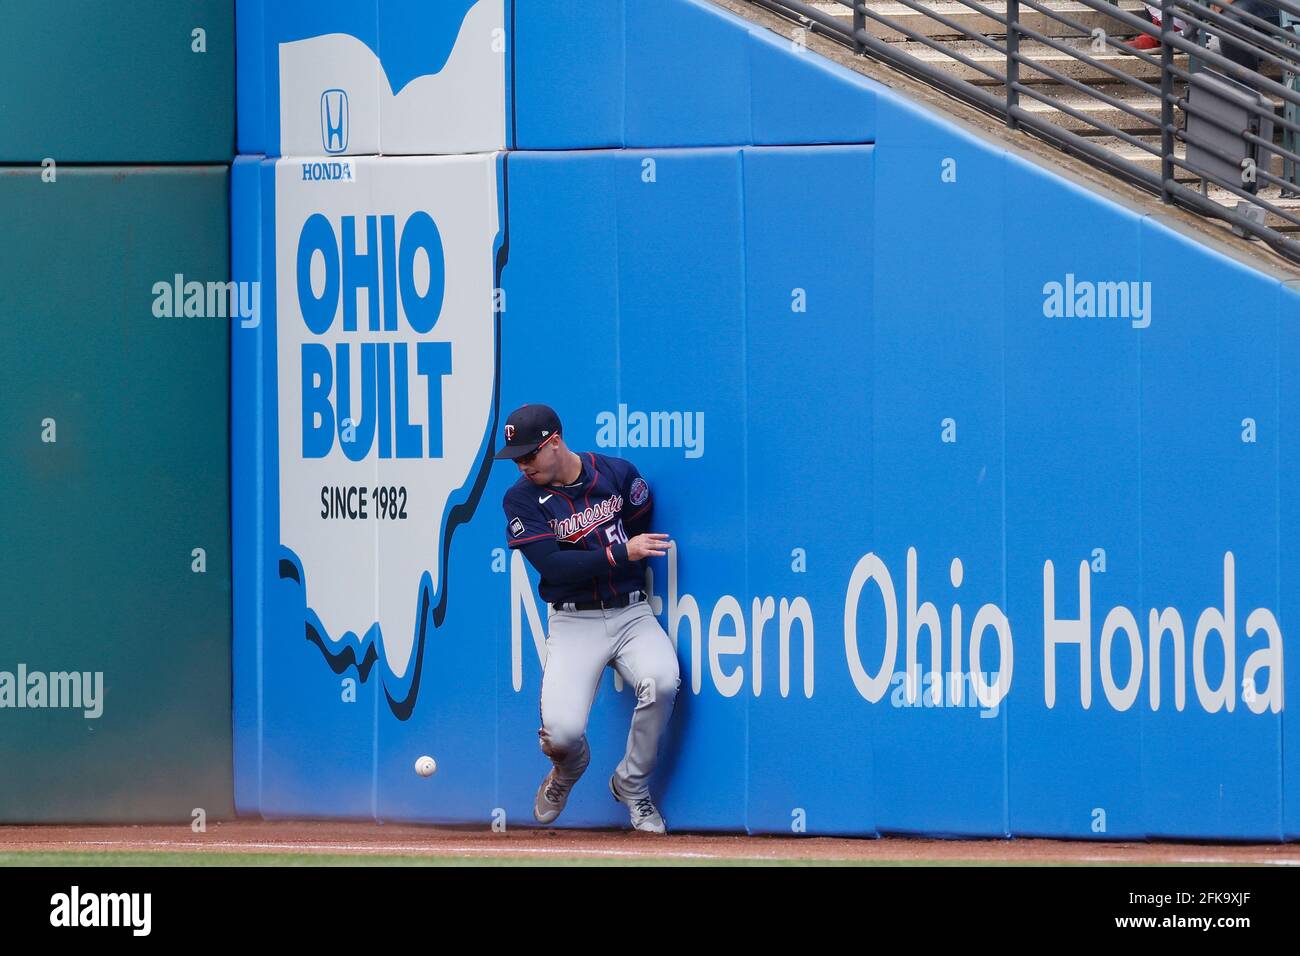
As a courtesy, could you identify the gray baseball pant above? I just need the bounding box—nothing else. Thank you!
[538,599,681,798]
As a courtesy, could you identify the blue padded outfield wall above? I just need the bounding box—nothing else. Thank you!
[232,0,1300,839]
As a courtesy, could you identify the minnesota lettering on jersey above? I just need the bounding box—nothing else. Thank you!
[502,451,654,605]
[553,495,624,542]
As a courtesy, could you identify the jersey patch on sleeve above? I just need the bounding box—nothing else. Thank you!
[509,516,526,538]
[630,477,649,506]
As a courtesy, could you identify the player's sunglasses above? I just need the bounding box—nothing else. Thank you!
[516,432,558,465]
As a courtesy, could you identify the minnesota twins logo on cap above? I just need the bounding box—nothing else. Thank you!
[494,404,563,460]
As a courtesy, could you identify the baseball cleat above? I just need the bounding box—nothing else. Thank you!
[534,741,589,825]
[609,775,667,834]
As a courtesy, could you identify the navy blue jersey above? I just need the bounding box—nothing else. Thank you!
[503,451,654,605]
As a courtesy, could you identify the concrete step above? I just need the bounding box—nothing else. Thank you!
[1085,133,1172,164]
[1078,133,1182,175]
[890,36,1176,85]
[1079,134,1287,178]
[809,0,1149,43]
[1017,88,1163,132]
[990,74,1291,143]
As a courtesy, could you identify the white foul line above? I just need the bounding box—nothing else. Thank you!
[61,840,735,860]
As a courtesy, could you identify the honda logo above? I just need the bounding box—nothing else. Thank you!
[320,89,349,154]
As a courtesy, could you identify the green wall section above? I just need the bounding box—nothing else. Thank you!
[0,1,235,162]
[0,166,234,822]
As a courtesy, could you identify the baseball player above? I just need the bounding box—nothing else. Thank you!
[496,403,681,834]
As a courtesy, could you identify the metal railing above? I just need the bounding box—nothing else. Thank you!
[745,0,1300,263]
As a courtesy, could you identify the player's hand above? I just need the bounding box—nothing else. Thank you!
[626,533,672,561]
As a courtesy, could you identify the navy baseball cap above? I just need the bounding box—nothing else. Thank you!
[494,404,562,460]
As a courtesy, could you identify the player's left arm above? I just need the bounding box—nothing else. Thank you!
[621,460,654,538]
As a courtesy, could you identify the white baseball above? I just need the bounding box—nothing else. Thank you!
[414,755,437,777]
